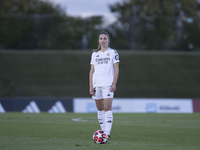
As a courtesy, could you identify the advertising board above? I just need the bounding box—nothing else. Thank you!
[0,97,73,113]
[73,98,193,113]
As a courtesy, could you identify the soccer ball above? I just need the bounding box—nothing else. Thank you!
[93,130,108,144]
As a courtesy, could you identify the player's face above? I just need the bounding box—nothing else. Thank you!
[99,34,109,48]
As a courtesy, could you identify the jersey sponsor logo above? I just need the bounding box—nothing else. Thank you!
[48,101,67,113]
[95,57,110,65]
[22,101,40,113]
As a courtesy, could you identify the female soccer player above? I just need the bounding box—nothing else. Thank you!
[89,31,120,140]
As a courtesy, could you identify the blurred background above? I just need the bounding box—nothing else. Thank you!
[0,0,200,99]
[1,0,200,50]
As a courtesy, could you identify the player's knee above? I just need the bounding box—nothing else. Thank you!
[97,105,104,111]
[104,106,111,112]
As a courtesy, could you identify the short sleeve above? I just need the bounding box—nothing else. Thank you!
[113,50,120,64]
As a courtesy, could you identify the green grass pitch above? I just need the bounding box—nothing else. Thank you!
[0,113,200,150]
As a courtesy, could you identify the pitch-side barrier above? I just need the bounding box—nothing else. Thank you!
[0,98,199,113]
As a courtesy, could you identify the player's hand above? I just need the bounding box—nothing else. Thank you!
[110,84,116,92]
[89,87,95,95]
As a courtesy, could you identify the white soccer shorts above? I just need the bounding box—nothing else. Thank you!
[92,86,114,100]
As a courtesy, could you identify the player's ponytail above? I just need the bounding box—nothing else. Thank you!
[93,31,110,52]
[93,44,101,52]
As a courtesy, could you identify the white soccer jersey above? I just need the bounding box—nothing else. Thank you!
[90,47,120,87]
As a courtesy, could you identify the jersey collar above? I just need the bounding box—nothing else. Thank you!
[100,47,110,53]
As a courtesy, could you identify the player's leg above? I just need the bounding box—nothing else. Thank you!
[95,99,106,132]
[104,98,113,138]
[102,86,114,138]
[93,87,106,132]
[95,99,104,111]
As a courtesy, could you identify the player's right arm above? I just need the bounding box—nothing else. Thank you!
[89,64,95,95]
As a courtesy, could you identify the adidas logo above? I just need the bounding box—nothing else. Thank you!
[48,101,66,113]
[0,103,5,113]
[22,101,40,113]
[107,94,110,96]
[107,120,112,123]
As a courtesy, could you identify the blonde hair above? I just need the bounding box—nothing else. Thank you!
[93,31,110,52]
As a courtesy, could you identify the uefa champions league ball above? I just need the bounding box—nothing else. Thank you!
[93,130,108,144]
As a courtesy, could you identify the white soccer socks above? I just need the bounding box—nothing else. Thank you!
[98,110,113,136]
[105,110,113,136]
[97,111,106,132]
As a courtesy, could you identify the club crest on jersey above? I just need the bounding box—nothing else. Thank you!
[107,53,110,56]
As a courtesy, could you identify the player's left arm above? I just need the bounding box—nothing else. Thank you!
[110,62,119,92]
